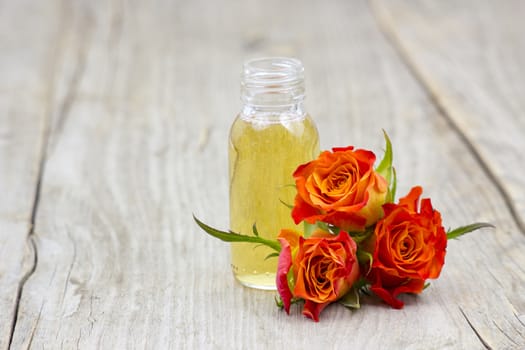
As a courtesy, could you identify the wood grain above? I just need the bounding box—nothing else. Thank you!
[372,0,525,229]
[0,1,60,348]
[2,0,524,349]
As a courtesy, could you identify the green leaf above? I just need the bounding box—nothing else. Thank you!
[446,222,494,240]
[280,184,297,189]
[265,252,280,260]
[390,167,397,203]
[252,223,259,237]
[275,295,303,309]
[318,221,331,233]
[339,287,360,309]
[287,268,296,293]
[353,277,369,291]
[376,130,396,203]
[349,227,374,243]
[279,198,294,210]
[303,221,318,238]
[376,130,393,181]
[303,221,335,237]
[275,296,284,309]
[193,215,281,252]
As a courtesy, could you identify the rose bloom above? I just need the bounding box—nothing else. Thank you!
[291,146,388,232]
[367,186,447,309]
[276,229,360,322]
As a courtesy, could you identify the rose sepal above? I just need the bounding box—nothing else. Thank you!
[338,284,364,309]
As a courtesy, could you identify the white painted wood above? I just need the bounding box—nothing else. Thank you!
[3,0,524,349]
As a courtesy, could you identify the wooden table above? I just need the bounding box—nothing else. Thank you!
[2,0,524,348]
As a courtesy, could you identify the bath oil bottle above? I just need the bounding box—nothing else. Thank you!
[229,57,319,289]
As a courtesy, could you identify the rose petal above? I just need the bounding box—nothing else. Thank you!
[398,186,423,211]
[370,285,405,309]
[276,238,294,314]
[277,229,302,250]
[291,195,322,225]
[291,146,388,230]
[332,146,355,153]
[303,300,330,322]
[368,187,447,309]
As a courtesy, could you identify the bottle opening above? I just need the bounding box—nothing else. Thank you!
[241,57,306,110]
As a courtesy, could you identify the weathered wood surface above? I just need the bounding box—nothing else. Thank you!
[372,0,525,231]
[0,1,55,348]
[1,0,523,349]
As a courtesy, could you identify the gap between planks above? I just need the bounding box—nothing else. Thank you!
[459,306,492,350]
[6,21,73,350]
[6,1,92,345]
[368,0,525,236]
[7,57,56,345]
[7,119,49,348]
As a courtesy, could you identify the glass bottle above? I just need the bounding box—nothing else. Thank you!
[229,57,319,290]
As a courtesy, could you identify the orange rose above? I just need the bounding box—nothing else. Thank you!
[291,146,388,231]
[367,186,447,309]
[276,229,360,322]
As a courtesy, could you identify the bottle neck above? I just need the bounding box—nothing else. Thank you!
[241,101,305,122]
[240,57,306,122]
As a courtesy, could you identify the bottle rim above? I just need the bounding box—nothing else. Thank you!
[242,57,304,85]
[240,57,305,107]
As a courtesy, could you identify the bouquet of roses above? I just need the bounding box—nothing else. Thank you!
[194,132,492,322]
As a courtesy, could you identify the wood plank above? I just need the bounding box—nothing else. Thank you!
[0,1,60,348]
[8,0,525,348]
[372,0,525,228]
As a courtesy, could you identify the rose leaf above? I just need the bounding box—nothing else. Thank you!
[193,214,281,252]
[446,222,495,240]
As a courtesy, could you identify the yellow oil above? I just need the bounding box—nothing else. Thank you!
[229,114,319,289]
